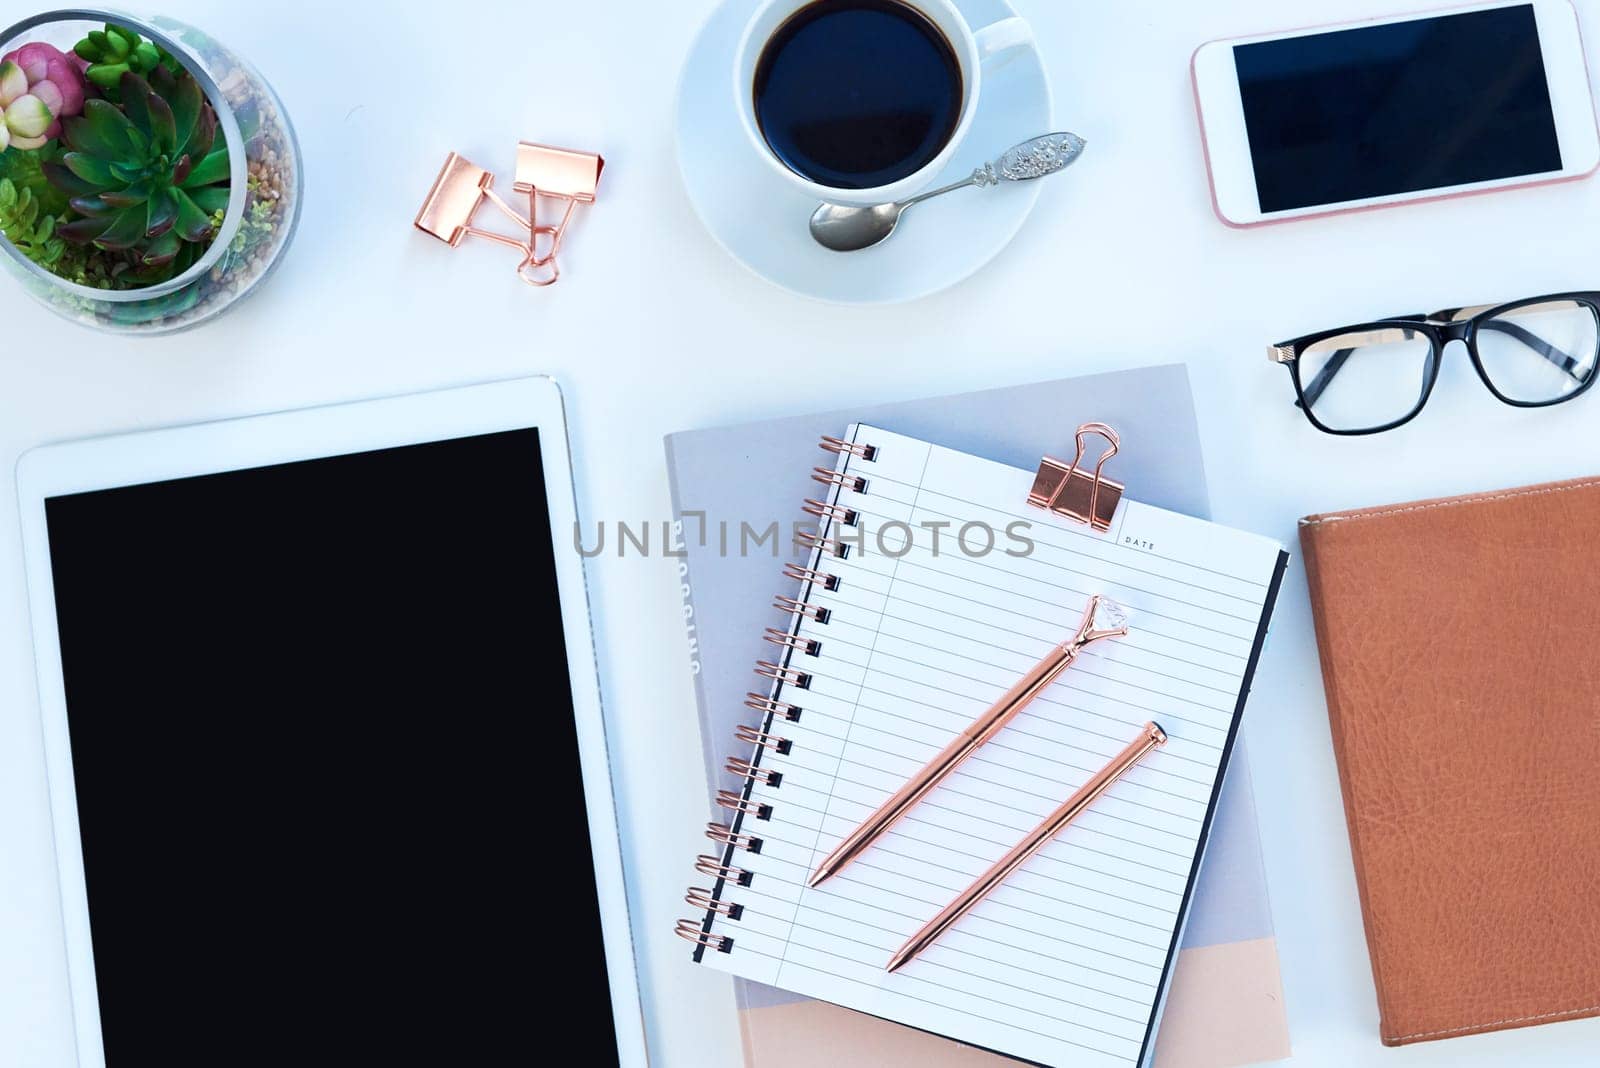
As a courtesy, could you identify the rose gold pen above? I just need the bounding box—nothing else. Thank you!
[887,721,1168,973]
[807,594,1129,889]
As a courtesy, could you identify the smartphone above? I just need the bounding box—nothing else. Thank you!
[1192,0,1600,226]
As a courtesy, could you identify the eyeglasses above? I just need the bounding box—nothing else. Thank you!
[1269,293,1600,434]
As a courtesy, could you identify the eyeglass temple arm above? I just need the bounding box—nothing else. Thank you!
[1299,312,1585,408]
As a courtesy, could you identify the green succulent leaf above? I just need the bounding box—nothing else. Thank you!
[108,160,147,184]
[87,62,129,91]
[119,73,155,137]
[63,151,121,188]
[183,148,229,189]
[139,226,180,267]
[68,194,117,217]
[146,188,177,237]
[148,64,177,101]
[168,75,201,154]
[85,30,110,56]
[75,37,102,62]
[61,113,126,160]
[133,41,160,72]
[170,188,214,242]
[76,100,138,157]
[101,179,154,208]
[106,25,134,59]
[188,107,216,162]
[146,91,177,154]
[56,213,114,244]
[187,185,228,215]
[41,159,100,198]
[93,205,147,250]
[0,181,31,228]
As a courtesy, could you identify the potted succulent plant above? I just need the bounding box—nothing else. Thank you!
[0,12,300,333]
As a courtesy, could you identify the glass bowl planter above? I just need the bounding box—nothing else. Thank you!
[0,9,301,334]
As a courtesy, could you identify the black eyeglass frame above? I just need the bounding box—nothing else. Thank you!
[1270,292,1600,435]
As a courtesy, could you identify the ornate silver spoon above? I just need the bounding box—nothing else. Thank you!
[808,132,1086,252]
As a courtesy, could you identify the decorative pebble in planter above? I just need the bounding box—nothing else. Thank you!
[0,11,301,333]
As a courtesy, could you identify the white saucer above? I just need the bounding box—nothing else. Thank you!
[675,0,1055,305]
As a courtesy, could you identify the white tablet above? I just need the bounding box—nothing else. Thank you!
[17,377,647,1067]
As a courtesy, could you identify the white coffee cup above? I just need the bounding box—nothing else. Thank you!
[733,0,1032,207]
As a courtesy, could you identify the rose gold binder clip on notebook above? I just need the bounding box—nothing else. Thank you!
[414,142,604,287]
[1028,421,1124,531]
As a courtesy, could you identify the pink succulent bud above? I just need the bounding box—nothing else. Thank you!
[0,42,86,144]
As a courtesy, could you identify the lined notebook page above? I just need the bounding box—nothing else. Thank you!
[696,425,1286,1068]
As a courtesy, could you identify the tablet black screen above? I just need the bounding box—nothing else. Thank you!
[43,429,621,1065]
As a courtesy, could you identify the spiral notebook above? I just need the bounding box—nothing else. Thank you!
[679,424,1289,1068]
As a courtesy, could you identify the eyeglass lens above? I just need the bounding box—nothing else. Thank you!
[1296,327,1436,431]
[1474,300,1598,404]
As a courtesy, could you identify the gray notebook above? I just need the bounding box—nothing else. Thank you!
[665,367,1290,1068]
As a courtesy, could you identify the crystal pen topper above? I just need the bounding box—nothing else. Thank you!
[807,594,1130,888]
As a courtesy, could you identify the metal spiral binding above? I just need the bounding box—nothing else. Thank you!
[744,691,802,723]
[754,659,811,689]
[764,627,819,656]
[675,918,731,952]
[678,433,877,961]
[796,529,849,560]
[820,435,877,460]
[812,466,867,493]
[706,821,764,851]
[695,854,753,884]
[773,594,830,622]
[725,755,782,787]
[686,887,744,919]
[715,789,770,819]
[734,723,792,754]
[803,498,859,525]
[782,562,839,592]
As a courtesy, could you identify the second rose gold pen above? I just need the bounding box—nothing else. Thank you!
[887,720,1168,973]
[807,594,1129,889]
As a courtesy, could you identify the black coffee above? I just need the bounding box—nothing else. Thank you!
[753,0,963,190]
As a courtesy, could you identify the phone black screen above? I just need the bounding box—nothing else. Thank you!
[1234,4,1563,212]
[43,429,621,1065]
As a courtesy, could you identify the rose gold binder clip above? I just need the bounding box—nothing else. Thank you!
[513,141,604,286]
[414,142,604,288]
[1027,422,1124,532]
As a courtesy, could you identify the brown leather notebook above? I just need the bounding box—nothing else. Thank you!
[1301,477,1600,1046]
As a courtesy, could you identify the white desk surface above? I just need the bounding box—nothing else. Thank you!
[3,1,1597,1065]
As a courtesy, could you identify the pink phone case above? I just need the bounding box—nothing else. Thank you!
[1191,0,1600,229]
